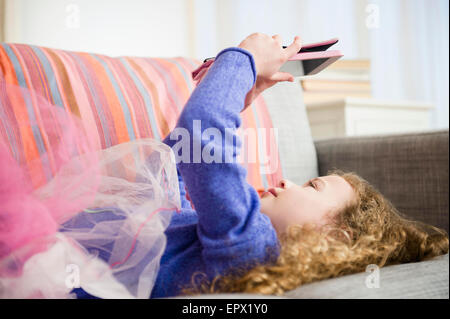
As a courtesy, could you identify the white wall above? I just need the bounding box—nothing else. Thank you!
[7,0,365,59]
[4,0,193,58]
[192,0,370,60]
[2,0,448,129]
[193,0,449,130]
[368,0,449,129]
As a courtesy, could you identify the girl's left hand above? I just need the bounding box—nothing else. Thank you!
[243,34,297,111]
[192,35,298,112]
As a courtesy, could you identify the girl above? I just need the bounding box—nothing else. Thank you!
[72,33,448,298]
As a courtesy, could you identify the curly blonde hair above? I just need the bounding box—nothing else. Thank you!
[180,169,449,296]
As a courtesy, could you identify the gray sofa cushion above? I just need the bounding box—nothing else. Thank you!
[261,82,318,186]
[284,253,449,299]
[170,254,448,299]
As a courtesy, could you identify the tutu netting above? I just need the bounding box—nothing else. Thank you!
[0,81,180,298]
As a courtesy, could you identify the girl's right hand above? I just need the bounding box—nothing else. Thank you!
[238,33,302,79]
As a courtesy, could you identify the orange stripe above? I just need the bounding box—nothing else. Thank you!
[9,81,47,188]
[81,53,130,145]
[133,58,181,135]
[40,49,92,163]
[126,58,170,138]
[0,46,19,85]
[24,45,54,105]
[56,50,102,150]
[8,45,47,189]
[44,48,81,118]
[154,58,191,101]
[100,57,142,140]
[20,46,60,178]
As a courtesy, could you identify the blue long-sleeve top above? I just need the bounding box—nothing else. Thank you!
[71,47,280,299]
[151,47,279,297]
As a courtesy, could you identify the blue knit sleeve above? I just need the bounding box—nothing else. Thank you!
[165,47,279,274]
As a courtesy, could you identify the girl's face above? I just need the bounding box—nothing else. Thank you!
[260,176,356,235]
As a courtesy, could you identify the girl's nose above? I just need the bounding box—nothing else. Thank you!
[278,179,293,189]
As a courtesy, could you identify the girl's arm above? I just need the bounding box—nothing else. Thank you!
[164,47,279,273]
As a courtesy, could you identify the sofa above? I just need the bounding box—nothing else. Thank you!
[179,129,450,299]
[177,85,450,299]
[0,42,448,298]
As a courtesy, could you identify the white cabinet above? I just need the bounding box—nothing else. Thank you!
[305,98,433,140]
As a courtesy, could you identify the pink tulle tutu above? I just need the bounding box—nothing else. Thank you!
[0,81,180,298]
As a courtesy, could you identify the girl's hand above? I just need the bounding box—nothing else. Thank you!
[243,34,302,110]
[192,33,302,111]
[238,33,302,79]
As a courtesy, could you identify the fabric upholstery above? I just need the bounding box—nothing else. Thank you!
[284,254,449,299]
[0,43,283,191]
[1,43,447,299]
[170,254,449,299]
[314,129,449,232]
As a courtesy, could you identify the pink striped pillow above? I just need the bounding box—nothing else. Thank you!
[0,43,282,192]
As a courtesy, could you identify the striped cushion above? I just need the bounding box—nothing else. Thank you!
[0,43,282,191]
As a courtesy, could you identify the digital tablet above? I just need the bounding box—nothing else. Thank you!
[280,38,343,77]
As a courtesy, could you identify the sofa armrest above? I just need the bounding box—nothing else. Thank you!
[314,130,449,232]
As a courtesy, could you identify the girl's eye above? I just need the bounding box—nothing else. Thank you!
[309,181,316,189]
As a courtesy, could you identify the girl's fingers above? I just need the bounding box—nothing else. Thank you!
[270,72,294,82]
[284,36,302,59]
[272,34,283,46]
